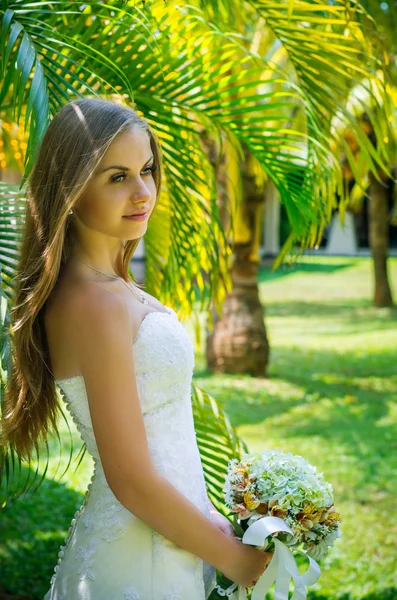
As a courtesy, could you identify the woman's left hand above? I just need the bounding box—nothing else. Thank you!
[209,509,238,540]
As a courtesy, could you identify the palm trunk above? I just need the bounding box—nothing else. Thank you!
[205,272,269,376]
[368,172,394,307]
[204,138,269,376]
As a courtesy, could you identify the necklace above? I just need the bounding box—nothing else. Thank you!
[74,258,150,305]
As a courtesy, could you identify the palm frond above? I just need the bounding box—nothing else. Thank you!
[0,182,25,301]
[195,0,392,247]
[1,7,52,182]
[0,1,159,185]
[192,383,249,515]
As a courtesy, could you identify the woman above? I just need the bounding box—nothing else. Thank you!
[1,98,271,599]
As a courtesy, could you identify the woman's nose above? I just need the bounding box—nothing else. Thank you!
[129,180,152,201]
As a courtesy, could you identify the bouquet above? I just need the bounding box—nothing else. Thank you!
[210,450,342,600]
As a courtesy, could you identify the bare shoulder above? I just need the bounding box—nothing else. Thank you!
[46,273,125,321]
[71,279,130,323]
[67,280,132,358]
[44,277,132,380]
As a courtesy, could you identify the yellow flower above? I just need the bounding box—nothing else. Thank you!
[302,502,317,516]
[243,491,260,510]
[293,520,313,535]
[297,504,318,530]
[301,518,314,530]
[324,511,341,527]
[301,503,325,524]
[270,504,288,519]
[256,502,269,515]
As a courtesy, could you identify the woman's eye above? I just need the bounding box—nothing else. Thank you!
[111,172,127,184]
[110,164,157,184]
[142,164,157,176]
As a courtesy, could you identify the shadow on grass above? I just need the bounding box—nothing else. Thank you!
[258,261,356,283]
[265,298,397,321]
[193,345,397,493]
[306,590,397,600]
[0,465,86,599]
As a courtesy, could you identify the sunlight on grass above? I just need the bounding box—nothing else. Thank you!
[192,256,397,599]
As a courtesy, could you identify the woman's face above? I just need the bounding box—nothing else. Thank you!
[73,127,157,240]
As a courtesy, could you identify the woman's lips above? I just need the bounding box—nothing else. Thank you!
[123,211,149,221]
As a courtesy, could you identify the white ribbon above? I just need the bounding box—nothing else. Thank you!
[224,516,321,600]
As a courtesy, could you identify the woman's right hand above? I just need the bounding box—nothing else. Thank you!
[222,539,274,588]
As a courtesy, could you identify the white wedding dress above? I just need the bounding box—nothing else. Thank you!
[44,305,217,600]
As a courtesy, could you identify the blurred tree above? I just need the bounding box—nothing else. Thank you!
[337,0,397,307]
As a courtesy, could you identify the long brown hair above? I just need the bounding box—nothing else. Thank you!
[0,97,163,465]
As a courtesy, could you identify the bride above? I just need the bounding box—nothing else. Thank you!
[1,97,271,599]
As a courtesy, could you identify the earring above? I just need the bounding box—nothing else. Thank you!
[68,209,73,215]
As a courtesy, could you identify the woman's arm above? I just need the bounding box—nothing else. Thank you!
[74,287,244,580]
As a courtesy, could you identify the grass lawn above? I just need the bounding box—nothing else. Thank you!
[193,256,397,600]
[1,256,396,599]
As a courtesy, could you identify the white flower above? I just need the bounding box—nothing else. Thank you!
[224,449,341,558]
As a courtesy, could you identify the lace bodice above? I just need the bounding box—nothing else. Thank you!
[45,305,217,599]
[55,306,195,458]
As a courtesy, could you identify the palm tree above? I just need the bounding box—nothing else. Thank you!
[196,0,394,372]
[204,131,270,375]
[368,169,395,307]
[0,1,392,512]
[340,112,395,307]
[338,0,397,307]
